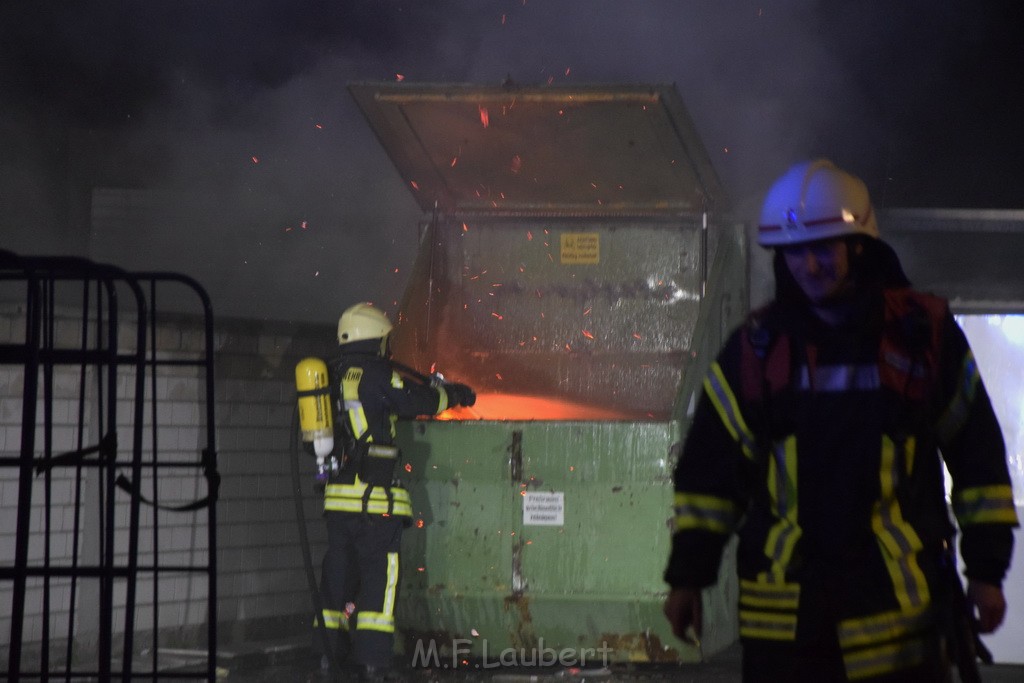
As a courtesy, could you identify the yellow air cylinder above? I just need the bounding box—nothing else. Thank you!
[295,357,334,458]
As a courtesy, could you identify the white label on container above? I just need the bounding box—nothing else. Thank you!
[522,491,565,526]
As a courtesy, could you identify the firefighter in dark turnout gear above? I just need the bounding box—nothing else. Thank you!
[664,160,1018,681]
[318,303,475,680]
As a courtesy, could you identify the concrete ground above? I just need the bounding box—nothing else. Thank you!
[221,639,1024,682]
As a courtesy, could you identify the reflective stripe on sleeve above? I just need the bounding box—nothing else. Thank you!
[953,485,1019,526]
[703,362,757,461]
[936,351,980,443]
[673,491,739,535]
[318,608,349,631]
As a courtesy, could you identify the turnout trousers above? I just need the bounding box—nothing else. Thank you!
[317,512,403,668]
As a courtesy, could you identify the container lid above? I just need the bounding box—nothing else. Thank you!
[348,82,724,216]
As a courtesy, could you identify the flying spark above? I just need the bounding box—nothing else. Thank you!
[479,106,490,128]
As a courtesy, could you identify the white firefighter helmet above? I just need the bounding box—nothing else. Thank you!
[337,303,392,346]
[757,159,879,247]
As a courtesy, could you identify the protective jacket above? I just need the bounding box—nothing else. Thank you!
[317,341,451,669]
[665,284,1018,679]
[325,344,450,519]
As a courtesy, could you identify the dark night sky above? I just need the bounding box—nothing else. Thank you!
[2,1,1023,322]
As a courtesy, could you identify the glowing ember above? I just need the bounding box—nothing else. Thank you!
[251,156,259,164]
[479,106,490,128]
[410,181,420,190]
[404,463,413,473]
[581,330,594,340]
[510,154,522,173]
[450,156,458,167]
[395,74,405,82]
[416,519,425,528]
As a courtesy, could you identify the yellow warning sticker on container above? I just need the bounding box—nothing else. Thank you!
[560,233,600,264]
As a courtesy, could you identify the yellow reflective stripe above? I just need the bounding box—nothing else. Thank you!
[325,483,412,501]
[843,636,928,680]
[739,579,800,610]
[324,482,413,516]
[703,362,757,460]
[936,351,980,443]
[318,609,349,631]
[357,610,395,633]
[343,367,368,438]
[325,498,413,516]
[383,552,399,616]
[437,386,450,413]
[673,492,739,534]
[953,485,1020,525]
[873,436,929,610]
[762,436,801,581]
[838,605,930,650]
[739,609,797,641]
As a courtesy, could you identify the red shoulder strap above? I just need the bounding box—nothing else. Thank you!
[739,325,791,402]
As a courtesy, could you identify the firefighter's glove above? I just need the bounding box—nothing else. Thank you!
[444,382,476,407]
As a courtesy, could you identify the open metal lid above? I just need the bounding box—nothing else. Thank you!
[348,82,725,216]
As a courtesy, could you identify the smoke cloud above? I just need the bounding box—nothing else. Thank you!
[1,1,1020,322]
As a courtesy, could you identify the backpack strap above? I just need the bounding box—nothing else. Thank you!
[740,310,791,404]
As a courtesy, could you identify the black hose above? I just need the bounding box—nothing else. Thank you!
[289,406,343,679]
